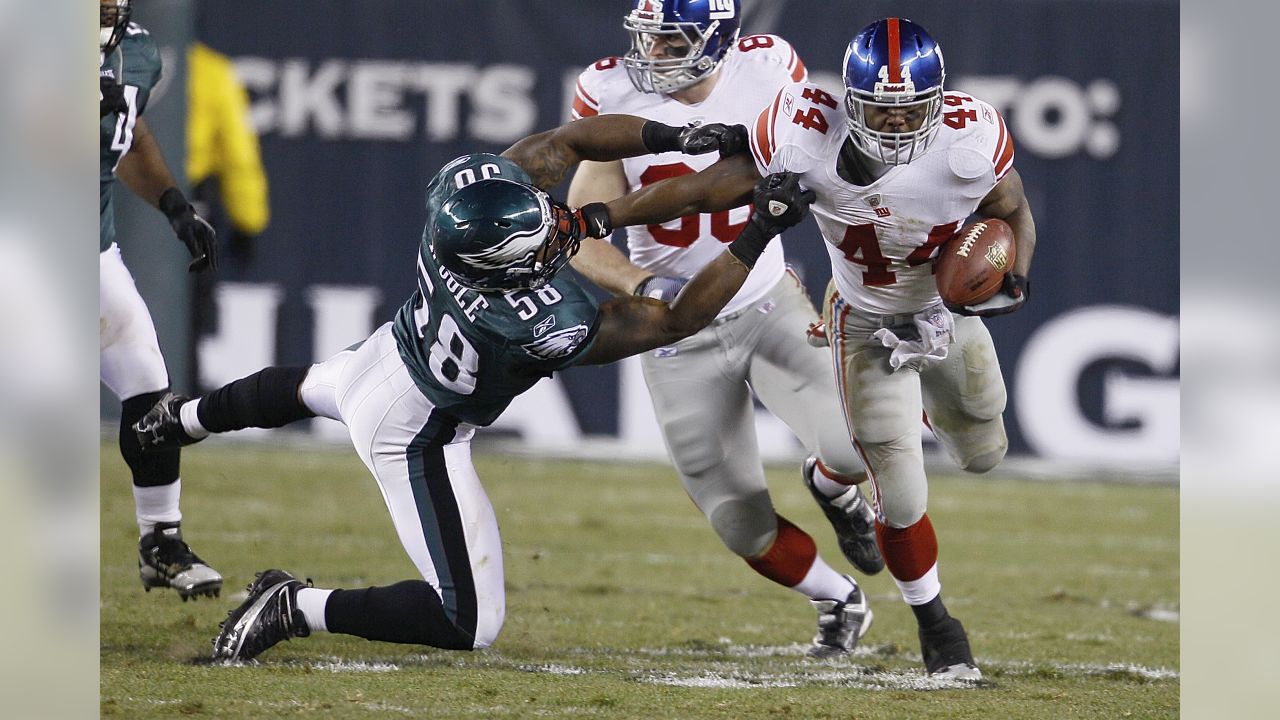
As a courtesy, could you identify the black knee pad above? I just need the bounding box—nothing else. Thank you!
[120,390,180,487]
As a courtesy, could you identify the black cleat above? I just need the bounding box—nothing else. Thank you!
[133,392,200,450]
[212,570,311,662]
[919,616,983,680]
[802,457,884,575]
[807,576,873,658]
[139,521,223,600]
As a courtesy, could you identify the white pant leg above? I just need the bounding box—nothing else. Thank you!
[827,295,928,529]
[919,316,1008,473]
[100,245,169,400]
[640,321,775,558]
[745,274,863,477]
[334,323,505,648]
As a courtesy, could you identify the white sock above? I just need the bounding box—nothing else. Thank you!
[297,587,333,633]
[181,399,210,440]
[812,460,860,499]
[792,556,857,601]
[894,564,942,606]
[134,480,182,537]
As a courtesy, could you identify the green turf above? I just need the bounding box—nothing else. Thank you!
[101,441,1178,718]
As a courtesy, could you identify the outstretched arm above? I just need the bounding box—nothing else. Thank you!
[577,173,814,366]
[604,153,762,229]
[501,115,651,190]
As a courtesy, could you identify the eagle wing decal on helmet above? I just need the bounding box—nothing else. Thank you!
[521,324,590,360]
[455,226,550,271]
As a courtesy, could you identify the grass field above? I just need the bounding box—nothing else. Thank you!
[101,440,1178,718]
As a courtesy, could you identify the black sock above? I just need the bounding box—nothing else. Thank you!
[325,580,475,650]
[121,390,180,487]
[197,366,315,432]
[911,594,951,629]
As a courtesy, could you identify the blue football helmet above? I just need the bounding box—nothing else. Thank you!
[842,17,946,165]
[623,0,742,94]
[432,179,583,292]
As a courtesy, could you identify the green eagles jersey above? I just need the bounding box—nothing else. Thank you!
[100,23,162,252]
[392,154,601,427]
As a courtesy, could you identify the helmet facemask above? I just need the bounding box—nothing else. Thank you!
[100,0,132,59]
[622,13,735,94]
[844,86,943,166]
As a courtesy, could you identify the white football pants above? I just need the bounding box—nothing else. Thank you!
[825,289,1008,529]
[100,244,170,400]
[641,272,863,558]
[299,323,505,648]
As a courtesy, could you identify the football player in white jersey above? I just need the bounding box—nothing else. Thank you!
[601,17,1038,680]
[567,0,881,658]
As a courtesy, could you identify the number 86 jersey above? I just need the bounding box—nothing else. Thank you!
[748,82,1015,316]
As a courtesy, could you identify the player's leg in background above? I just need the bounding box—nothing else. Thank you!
[100,245,222,599]
[746,274,883,575]
[297,325,504,650]
[919,316,1009,474]
[642,323,867,653]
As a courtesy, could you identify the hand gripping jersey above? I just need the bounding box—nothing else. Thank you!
[749,83,1015,316]
[391,154,601,427]
[572,35,806,317]
[100,23,162,252]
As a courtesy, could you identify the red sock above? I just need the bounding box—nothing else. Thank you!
[746,515,817,587]
[876,514,938,582]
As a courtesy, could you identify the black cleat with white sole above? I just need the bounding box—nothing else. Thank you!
[919,615,983,680]
[802,457,884,576]
[212,569,311,662]
[133,392,200,451]
[138,521,222,600]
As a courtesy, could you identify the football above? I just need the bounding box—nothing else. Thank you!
[935,218,1017,306]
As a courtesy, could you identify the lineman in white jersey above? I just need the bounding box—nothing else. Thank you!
[568,0,880,658]
[600,18,1038,679]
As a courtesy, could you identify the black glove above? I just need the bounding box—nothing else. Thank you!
[642,120,750,158]
[634,275,689,303]
[949,273,1030,317]
[100,75,128,117]
[575,202,613,239]
[727,172,816,268]
[159,187,219,272]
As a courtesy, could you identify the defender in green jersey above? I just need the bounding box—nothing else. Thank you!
[135,114,815,661]
[99,0,222,601]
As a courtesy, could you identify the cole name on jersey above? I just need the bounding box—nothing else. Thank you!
[573,35,805,318]
[392,154,600,428]
[749,82,1015,316]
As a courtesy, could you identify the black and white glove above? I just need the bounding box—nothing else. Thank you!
[159,187,219,273]
[100,75,128,117]
[727,172,815,269]
[574,202,613,239]
[949,273,1030,317]
[642,120,750,158]
[634,275,689,303]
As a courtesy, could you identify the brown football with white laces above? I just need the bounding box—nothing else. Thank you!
[935,218,1017,306]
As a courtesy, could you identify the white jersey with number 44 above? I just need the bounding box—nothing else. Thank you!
[748,82,1015,316]
[573,35,807,317]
